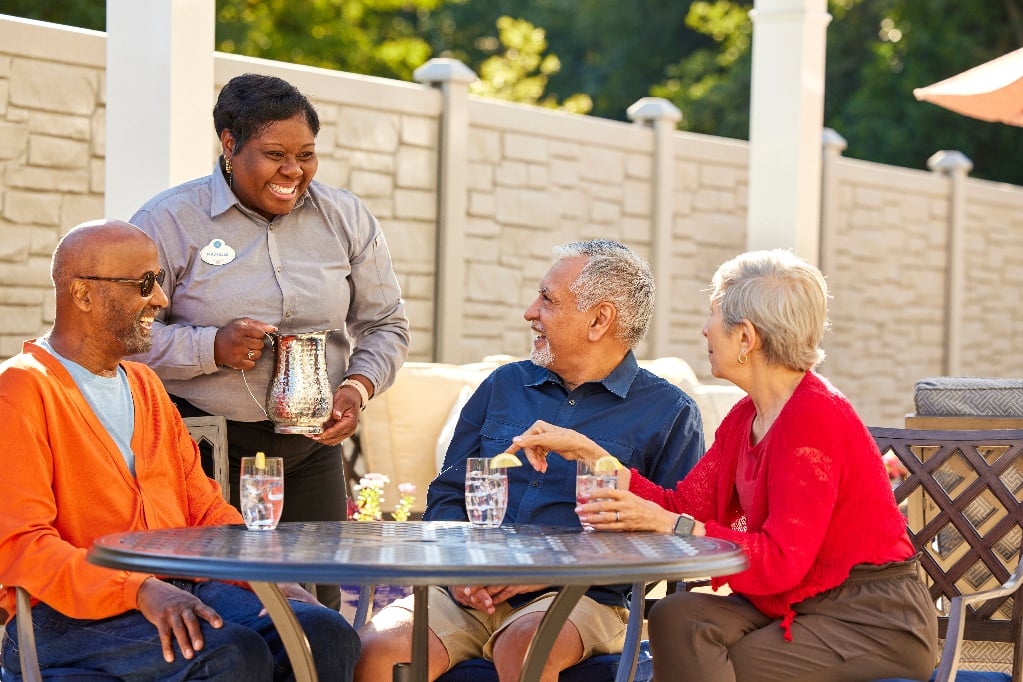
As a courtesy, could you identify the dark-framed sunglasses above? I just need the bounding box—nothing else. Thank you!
[76,269,166,297]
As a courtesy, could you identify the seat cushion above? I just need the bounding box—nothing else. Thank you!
[437,641,652,682]
[914,377,1023,417]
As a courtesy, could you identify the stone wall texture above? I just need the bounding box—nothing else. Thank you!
[2,15,1022,429]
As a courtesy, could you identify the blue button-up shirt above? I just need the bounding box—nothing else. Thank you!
[425,352,705,607]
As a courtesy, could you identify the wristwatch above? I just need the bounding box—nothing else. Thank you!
[672,513,696,536]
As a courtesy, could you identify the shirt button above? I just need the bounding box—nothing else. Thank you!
[276,266,282,272]
[531,481,539,487]
[285,311,292,318]
[568,399,576,405]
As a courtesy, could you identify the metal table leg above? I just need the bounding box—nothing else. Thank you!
[519,585,587,682]
[411,585,430,682]
[250,581,318,682]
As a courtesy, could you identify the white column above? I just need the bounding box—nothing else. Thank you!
[627,97,682,358]
[747,0,831,264]
[105,0,215,221]
[413,58,477,364]
[927,150,973,376]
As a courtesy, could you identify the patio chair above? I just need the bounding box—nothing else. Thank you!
[183,415,230,502]
[869,426,1023,682]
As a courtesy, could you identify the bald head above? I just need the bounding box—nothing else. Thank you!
[52,219,153,294]
[47,219,166,373]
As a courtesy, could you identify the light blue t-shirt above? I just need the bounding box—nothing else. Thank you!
[37,337,136,475]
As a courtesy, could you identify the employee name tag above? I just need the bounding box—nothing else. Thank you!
[200,239,236,266]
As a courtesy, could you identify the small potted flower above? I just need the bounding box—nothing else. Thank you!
[341,474,417,620]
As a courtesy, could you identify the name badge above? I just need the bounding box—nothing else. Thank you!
[200,239,236,266]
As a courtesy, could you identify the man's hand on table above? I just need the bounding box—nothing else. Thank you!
[137,577,223,663]
[452,584,550,614]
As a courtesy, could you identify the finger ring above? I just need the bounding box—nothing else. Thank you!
[615,511,620,523]
[246,350,255,360]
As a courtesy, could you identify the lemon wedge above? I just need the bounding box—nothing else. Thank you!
[593,454,623,474]
[490,452,523,469]
[255,451,266,470]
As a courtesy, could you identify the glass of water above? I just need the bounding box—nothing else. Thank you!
[240,454,284,530]
[465,457,508,528]
[576,459,618,531]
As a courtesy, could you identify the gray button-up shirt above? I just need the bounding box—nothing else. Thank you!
[129,164,410,422]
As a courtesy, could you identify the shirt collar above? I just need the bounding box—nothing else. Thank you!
[525,350,640,398]
[209,159,315,219]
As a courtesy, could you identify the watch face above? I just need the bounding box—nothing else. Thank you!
[674,514,695,536]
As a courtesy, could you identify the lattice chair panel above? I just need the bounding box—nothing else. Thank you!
[870,427,1023,682]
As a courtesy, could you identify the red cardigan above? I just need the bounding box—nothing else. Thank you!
[629,371,912,639]
[0,341,242,622]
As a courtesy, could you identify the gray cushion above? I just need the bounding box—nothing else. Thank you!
[914,377,1023,417]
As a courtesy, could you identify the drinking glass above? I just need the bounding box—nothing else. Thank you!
[240,455,284,530]
[464,457,508,528]
[576,459,618,531]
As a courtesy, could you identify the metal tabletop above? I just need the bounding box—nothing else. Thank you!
[88,521,747,682]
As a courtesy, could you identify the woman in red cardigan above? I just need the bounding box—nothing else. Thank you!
[508,249,937,681]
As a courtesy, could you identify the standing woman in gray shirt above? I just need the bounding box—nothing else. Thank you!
[130,73,411,609]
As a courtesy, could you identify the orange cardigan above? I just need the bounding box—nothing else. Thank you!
[0,341,242,622]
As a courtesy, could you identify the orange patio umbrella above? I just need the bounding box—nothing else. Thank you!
[913,47,1023,126]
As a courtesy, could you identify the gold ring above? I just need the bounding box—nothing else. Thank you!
[246,350,255,360]
[615,511,620,523]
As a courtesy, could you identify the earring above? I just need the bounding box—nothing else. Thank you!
[224,156,233,183]
[737,349,749,365]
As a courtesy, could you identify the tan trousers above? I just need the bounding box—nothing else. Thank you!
[647,557,938,682]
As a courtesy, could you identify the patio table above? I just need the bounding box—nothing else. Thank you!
[87,520,747,682]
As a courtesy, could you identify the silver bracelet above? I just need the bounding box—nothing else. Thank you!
[340,378,370,411]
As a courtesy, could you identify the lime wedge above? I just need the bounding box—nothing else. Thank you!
[490,453,523,468]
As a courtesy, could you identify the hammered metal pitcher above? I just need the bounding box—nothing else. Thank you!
[264,329,339,434]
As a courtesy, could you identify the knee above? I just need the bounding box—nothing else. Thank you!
[200,625,275,680]
[295,606,361,677]
[648,593,701,644]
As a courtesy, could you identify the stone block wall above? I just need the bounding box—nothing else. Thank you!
[2,15,1022,427]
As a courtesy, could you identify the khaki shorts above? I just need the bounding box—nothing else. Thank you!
[386,586,629,668]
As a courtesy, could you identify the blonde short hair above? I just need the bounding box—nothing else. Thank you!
[710,249,830,370]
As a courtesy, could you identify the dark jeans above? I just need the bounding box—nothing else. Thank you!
[1,580,358,681]
[172,396,347,610]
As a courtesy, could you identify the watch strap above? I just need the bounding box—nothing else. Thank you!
[340,378,370,411]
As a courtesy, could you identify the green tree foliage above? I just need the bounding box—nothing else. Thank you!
[651,0,1023,185]
[215,0,441,81]
[467,16,592,113]
[0,0,103,30]
[4,0,1022,183]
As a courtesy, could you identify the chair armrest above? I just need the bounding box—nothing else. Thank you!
[933,555,1023,682]
[16,586,43,682]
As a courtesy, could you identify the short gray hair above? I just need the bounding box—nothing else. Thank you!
[710,249,830,370]
[551,239,654,349]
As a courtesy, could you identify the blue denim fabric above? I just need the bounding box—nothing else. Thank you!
[1,581,358,682]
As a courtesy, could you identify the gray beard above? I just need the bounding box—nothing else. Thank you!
[530,342,553,368]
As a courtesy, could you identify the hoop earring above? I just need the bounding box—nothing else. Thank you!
[737,349,749,365]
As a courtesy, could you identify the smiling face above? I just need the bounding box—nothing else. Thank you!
[523,255,591,376]
[222,113,318,220]
[94,241,168,357]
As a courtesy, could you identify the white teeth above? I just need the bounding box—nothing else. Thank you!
[269,183,296,195]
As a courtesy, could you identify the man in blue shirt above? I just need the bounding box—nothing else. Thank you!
[355,239,704,682]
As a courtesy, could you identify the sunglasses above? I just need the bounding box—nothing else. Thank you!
[77,269,166,297]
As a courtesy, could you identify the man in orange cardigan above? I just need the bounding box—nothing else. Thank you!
[0,220,359,681]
